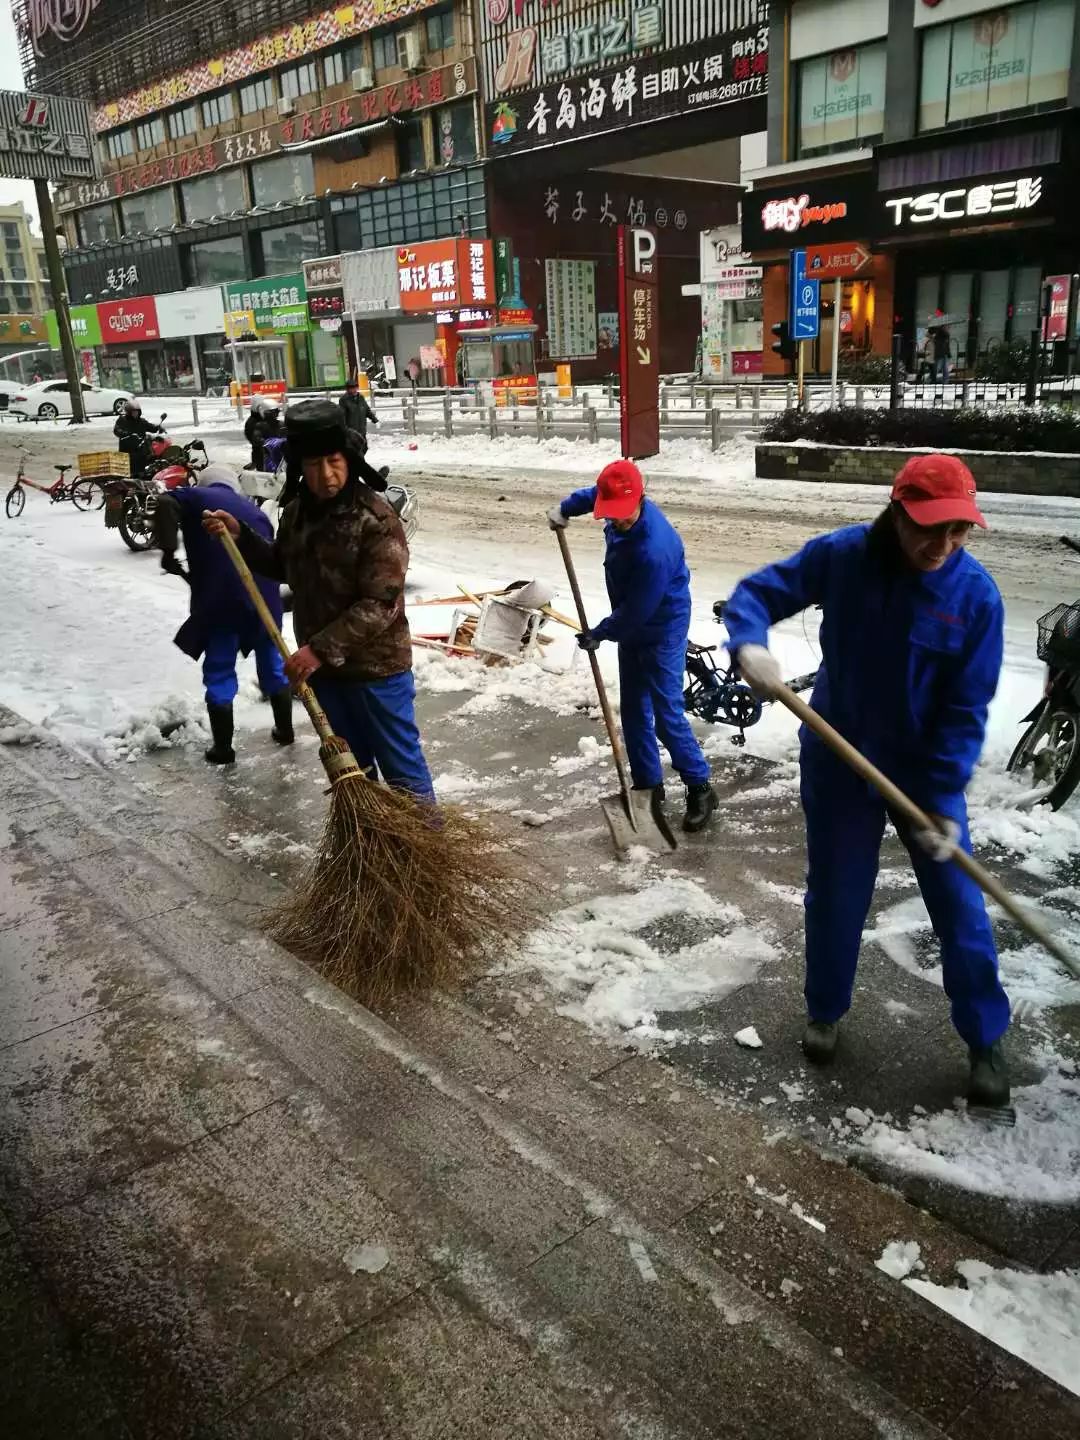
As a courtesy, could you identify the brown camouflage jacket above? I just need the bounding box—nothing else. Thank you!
[238,479,412,681]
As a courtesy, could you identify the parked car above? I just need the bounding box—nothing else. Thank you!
[8,380,134,421]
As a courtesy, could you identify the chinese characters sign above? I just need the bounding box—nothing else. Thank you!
[97,296,161,344]
[0,88,98,183]
[105,264,138,292]
[225,273,308,335]
[882,174,1047,229]
[742,173,875,250]
[396,239,494,312]
[617,227,659,460]
[487,29,767,155]
[490,5,667,94]
[545,259,597,359]
[304,257,343,291]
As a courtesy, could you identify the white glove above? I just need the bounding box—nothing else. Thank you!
[915,816,961,864]
[737,644,782,696]
[547,504,569,530]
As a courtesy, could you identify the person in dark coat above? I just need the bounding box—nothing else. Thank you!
[547,460,717,833]
[338,379,377,444]
[153,463,292,765]
[113,401,162,463]
[724,453,1010,1109]
[203,400,433,800]
[244,398,283,470]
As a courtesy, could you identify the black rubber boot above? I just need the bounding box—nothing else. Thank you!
[204,703,235,765]
[682,782,718,833]
[802,1020,839,1064]
[968,1041,1010,1109]
[270,690,295,746]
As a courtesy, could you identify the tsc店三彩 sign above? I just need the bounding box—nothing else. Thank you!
[0,90,100,184]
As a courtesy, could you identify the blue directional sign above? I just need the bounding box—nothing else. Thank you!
[789,249,820,342]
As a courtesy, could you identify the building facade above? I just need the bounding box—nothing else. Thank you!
[0,204,47,318]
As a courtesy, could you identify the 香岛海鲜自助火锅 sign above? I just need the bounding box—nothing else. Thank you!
[0,89,99,183]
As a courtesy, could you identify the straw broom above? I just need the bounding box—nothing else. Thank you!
[216,528,533,1005]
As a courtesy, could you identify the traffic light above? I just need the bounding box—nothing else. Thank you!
[771,320,795,362]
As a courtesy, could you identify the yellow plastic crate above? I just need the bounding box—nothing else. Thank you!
[77,450,130,478]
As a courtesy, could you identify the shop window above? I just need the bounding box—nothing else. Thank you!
[120,188,176,233]
[798,42,886,157]
[397,116,426,173]
[1012,264,1043,330]
[919,0,1074,131]
[978,269,1011,352]
[259,221,322,274]
[281,62,318,100]
[77,202,120,245]
[251,152,315,207]
[239,76,275,115]
[105,128,133,160]
[426,6,455,52]
[135,116,166,151]
[168,106,199,141]
[435,101,476,164]
[184,235,247,286]
[181,168,247,222]
[372,28,399,70]
[201,91,234,128]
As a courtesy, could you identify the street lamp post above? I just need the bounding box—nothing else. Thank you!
[33,179,88,425]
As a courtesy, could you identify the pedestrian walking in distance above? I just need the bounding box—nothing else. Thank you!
[204,399,434,801]
[548,460,718,833]
[724,453,1011,1109]
[153,463,293,765]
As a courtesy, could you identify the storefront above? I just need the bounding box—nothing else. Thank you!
[874,117,1078,375]
[743,168,892,376]
[699,227,762,381]
[340,246,407,384]
[155,288,227,392]
[394,237,496,385]
[303,258,349,389]
[223,273,313,389]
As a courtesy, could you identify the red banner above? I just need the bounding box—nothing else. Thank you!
[1046,274,1071,341]
[97,296,161,344]
[397,238,494,313]
[617,226,660,460]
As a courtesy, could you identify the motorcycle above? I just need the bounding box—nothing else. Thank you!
[102,473,160,552]
[1006,535,1080,809]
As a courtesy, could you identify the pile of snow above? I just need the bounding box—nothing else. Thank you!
[508,876,776,1046]
[734,1025,763,1049]
[875,1240,924,1280]
[412,645,598,719]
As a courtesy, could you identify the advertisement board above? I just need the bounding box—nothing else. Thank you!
[155,287,225,340]
[0,88,98,183]
[617,226,660,460]
[45,303,102,349]
[396,239,494,312]
[97,296,160,344]
[742,172,875,251]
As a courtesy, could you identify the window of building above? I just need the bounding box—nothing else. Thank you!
[239,76,276,115]
[330,164,487,252]
[168,106,198,140]
[426,6,455,52]
[106,127,134,160]
[259,220,322,274]
[184,235,247,286]
[135,116,166,150]
[324,50,347,87]
[798,42,886,156]
[919,0,1074,131]
[201,90,235,128]
[120,187,176,232]
[434,101,476,164]
[280,61,318,100]
[77,202,120,245]
[180,167,247,222]
[251,152,315,206]
[372,28,399,70]
[396,116,426,173]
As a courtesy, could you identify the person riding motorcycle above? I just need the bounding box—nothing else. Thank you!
[113,401,162,468]
[244,397,283,471]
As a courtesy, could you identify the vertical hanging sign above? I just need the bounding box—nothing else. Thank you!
[617,225,660,460]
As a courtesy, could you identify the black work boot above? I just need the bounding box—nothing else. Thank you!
[270,690,295,746]
[802,1020,839,1064]
[204,703,235,765]
[968,1041,1010,1109]
[683,782,718,833]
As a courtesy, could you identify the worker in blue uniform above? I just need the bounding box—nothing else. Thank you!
[723,453,1011,1109]
[548,459,717,833]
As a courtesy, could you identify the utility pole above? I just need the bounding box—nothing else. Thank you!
[34,178,88,425]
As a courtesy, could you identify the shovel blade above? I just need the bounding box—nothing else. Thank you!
[599,788,678,855]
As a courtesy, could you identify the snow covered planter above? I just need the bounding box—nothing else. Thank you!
[756,442,1080,496]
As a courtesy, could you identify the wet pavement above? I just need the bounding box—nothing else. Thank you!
[2,687,1080,1436]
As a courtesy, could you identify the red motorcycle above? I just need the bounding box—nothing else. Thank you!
[105,428,209,552]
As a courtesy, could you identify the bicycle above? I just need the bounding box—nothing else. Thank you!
[4,453,102,517]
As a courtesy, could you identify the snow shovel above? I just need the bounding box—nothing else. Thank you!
[555,527,677,855]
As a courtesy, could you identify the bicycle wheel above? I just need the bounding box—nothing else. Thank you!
[1007,703,1080,810]
[5,484,25,518]
[71,477,104,511]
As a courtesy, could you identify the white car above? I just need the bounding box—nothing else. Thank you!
[8,379,134,421]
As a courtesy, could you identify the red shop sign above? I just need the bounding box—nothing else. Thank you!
[397,238,494,312]
[98,296,161,344]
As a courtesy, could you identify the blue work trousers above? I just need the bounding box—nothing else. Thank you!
[618,636,710,789]
[203,629,288,707]
[312,670,435,802]
[800,740,1010,1049]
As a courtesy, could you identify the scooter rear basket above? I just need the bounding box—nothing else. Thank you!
[1037,602,1080,669]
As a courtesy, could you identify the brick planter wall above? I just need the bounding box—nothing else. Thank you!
[756,443,1080,496]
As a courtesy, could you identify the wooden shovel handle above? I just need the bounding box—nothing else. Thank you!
[772,682,1080,981]
[215,525,336,749]
[554,525,634,806]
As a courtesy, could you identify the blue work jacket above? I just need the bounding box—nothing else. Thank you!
[560,488,692,646]
[170,484,283,660]
[723,523,1004,812]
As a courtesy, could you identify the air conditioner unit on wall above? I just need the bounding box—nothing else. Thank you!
[278,96,295,116]
[397,28,424,72]
[351,65,374,92]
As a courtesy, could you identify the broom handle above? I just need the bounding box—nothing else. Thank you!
[554,526,634,804]
[216,526,337,749]
[772,682,1080,980]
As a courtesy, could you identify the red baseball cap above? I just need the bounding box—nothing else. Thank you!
[594,460,644,520]
[891,453,987,529]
